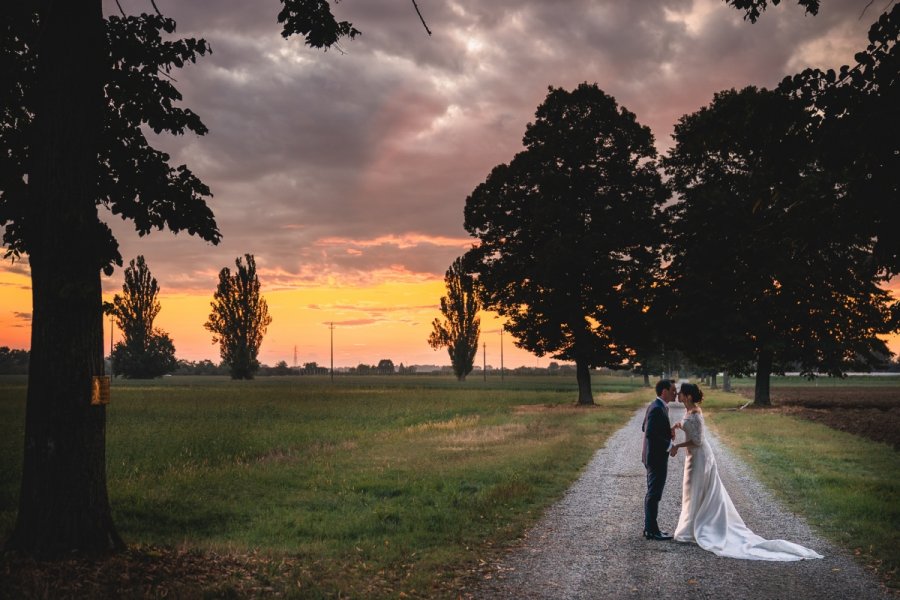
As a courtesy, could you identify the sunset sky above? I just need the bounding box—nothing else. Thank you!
[1,0,897,368]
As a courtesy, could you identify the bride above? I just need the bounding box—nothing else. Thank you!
[669,383,823,561]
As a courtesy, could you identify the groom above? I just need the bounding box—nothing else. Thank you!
[642,379,676,540]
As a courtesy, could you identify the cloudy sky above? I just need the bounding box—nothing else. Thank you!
[1,0,897,367]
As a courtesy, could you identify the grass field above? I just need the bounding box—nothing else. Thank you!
[1,374,897,596]
[0,374,646,597]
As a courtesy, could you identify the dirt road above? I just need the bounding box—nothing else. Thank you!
[472,404,890,599]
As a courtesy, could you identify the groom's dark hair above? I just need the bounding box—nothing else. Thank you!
[655,379,674,396]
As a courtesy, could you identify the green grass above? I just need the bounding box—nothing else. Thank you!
[0,374,646,597]
[700,389,899,588]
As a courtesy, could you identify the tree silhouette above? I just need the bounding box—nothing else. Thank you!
[205,254,272,380]
[112,256,160,349]
[429,257,481,381]
[664,87,895,405]
[1,0,380,556]
[723,0,819,23]
[779,4,900,276]
[0,347,30,375]
[464,84,669,405]
[110,333,177,380]
[108,256,177,379]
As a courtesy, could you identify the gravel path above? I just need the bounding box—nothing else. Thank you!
[472,404,890,599]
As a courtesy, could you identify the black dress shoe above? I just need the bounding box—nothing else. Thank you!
[644,530,674,541]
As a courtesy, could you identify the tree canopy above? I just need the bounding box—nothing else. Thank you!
[0,10,220,272]
[464,83,669,404]
[663,86,895,404]
[429,257,481,382]
[778,4,899,276]
[723,0,820,23]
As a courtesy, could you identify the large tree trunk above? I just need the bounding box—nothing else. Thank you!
[575,358,594,405]
[642,370,650,388]
[6,1,123,557]
[710,373,718,389]
[753,349,773,406]
[723,372,732,393]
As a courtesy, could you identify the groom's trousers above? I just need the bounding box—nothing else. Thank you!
[644,458,668,534]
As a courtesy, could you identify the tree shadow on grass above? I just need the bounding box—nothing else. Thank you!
[113,499,247,545]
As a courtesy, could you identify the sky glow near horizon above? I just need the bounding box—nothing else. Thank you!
[1,0,897,367]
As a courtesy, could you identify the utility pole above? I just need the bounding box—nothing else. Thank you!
[500,326,504,383]
[483,342,486,382]
[293,345,298,368]
[109,315,114,358]
[329,322,335,383]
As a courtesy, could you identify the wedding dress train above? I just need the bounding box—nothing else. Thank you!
[673,412,823,561]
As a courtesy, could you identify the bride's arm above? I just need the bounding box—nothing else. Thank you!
[671,418,701,452]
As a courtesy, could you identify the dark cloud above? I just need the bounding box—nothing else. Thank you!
[329,319,379,327]
[309,302,436,315]
[88,0,874,296]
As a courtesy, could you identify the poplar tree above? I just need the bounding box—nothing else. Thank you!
[429,257,481,381]
[205,254,272,380]
[108,256,177,379]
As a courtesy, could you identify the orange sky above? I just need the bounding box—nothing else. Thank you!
[3,1,895,370]
[0,266,546,368]
[1,266,898,368]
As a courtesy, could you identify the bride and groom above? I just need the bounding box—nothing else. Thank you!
[642,379,823,561]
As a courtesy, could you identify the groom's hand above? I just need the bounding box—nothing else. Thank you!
[670,447,678,457]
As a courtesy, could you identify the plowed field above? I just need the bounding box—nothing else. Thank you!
[736,387,900,450]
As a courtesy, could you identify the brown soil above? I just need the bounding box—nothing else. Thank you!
[0,544,443,599]
[0,545,292,599]
[735,386,900,450]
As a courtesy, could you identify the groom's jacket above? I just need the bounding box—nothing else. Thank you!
[642,398,671,467]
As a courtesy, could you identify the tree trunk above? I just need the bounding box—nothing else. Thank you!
[6,1,123,558]
[753,349,773,406]
[642,370,650,388]
[575,358,594,405]
[710,373,718,389]
[723,372,732,393]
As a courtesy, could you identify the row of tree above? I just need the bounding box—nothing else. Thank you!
[430,7,899,404]
[106,254,272,380]
[0,347,30,374]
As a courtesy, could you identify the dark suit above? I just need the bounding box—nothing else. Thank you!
[642,397,671,535]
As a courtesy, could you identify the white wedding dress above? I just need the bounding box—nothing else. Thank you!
[673,411,823,561]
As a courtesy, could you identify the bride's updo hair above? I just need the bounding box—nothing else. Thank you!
[680,382,703,403]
